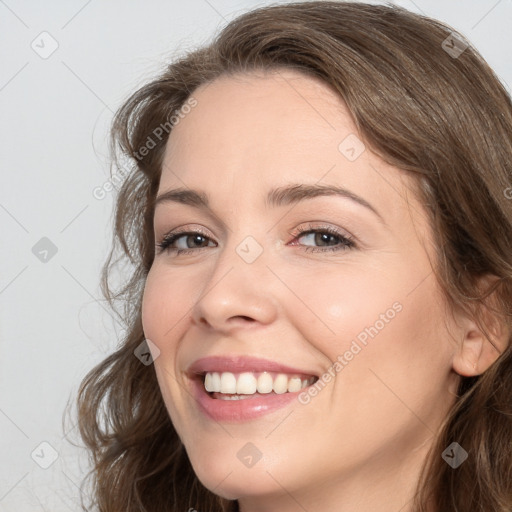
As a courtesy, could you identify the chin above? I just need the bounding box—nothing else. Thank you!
[188,449,287,500]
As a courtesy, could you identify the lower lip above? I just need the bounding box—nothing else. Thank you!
[189,377,307,422]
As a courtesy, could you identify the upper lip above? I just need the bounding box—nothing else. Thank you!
[187,355,319,378]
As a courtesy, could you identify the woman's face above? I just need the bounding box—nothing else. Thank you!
[142,70,462,509]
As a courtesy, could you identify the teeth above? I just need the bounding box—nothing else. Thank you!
[273,374,288,394]
[257,372,273,394]
[211,372,221,391]
[287,377,302,392]
[236,372,257,394]
[203,371,316,395]
[220,372,236,393]
[204,372,213,391]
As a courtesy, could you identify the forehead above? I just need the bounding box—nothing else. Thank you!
[163,69,348,170]
[159,69,422,229]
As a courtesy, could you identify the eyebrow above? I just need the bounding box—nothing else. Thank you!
[154,183,384,223]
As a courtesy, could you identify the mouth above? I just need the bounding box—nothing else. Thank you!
[202,371,318,399]
[186,356,320,421]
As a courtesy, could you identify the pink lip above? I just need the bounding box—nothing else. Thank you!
[186,355,318,423]
[187,355,317,377]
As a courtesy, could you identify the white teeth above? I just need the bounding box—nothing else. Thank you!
[257,372,273,394]
[218,394,254,400]
[273,374,288,394]
[236,372,257,394]
[203,371,316,395]
[287,377,302,392]
[211,372,221,391]
[204,372,222,392]
[220,372,236,394]
[204,372,213,392]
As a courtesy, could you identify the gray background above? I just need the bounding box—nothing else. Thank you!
[1,0,511,510]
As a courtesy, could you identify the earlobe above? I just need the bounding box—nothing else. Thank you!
[451,276,509,377]
[452,329,491,377]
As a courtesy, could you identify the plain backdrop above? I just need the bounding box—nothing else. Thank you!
[1,0,511,510]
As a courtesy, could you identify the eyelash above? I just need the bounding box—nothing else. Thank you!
[156,223,355,256]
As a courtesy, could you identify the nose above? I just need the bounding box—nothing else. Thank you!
[190,236,279,333]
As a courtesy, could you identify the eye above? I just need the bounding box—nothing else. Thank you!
[156,223,356,256]
[156,228,215,255]
[289,224,355,253]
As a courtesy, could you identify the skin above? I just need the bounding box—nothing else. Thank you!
[141,69,501,511]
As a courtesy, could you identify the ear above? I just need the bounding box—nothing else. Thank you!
[451,275,510,377]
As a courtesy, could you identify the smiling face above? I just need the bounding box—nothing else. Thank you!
[141,69,463,510]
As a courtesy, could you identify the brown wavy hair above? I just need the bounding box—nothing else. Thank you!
[76,2,512,511]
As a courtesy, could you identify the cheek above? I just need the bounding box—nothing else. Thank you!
[141,265,196,354]
[140,275,164,351]
[140,267,193,434]
[285,262,451,403]
[281,263,402,358]
[285,269,452,459]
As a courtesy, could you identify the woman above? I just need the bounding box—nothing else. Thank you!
[77,2,512,511]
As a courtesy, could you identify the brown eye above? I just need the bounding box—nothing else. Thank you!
[157,231,216,255]
[291,225,355,253]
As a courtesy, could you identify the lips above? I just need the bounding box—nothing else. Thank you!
[187,355,320,377]
[186,355,319,422]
